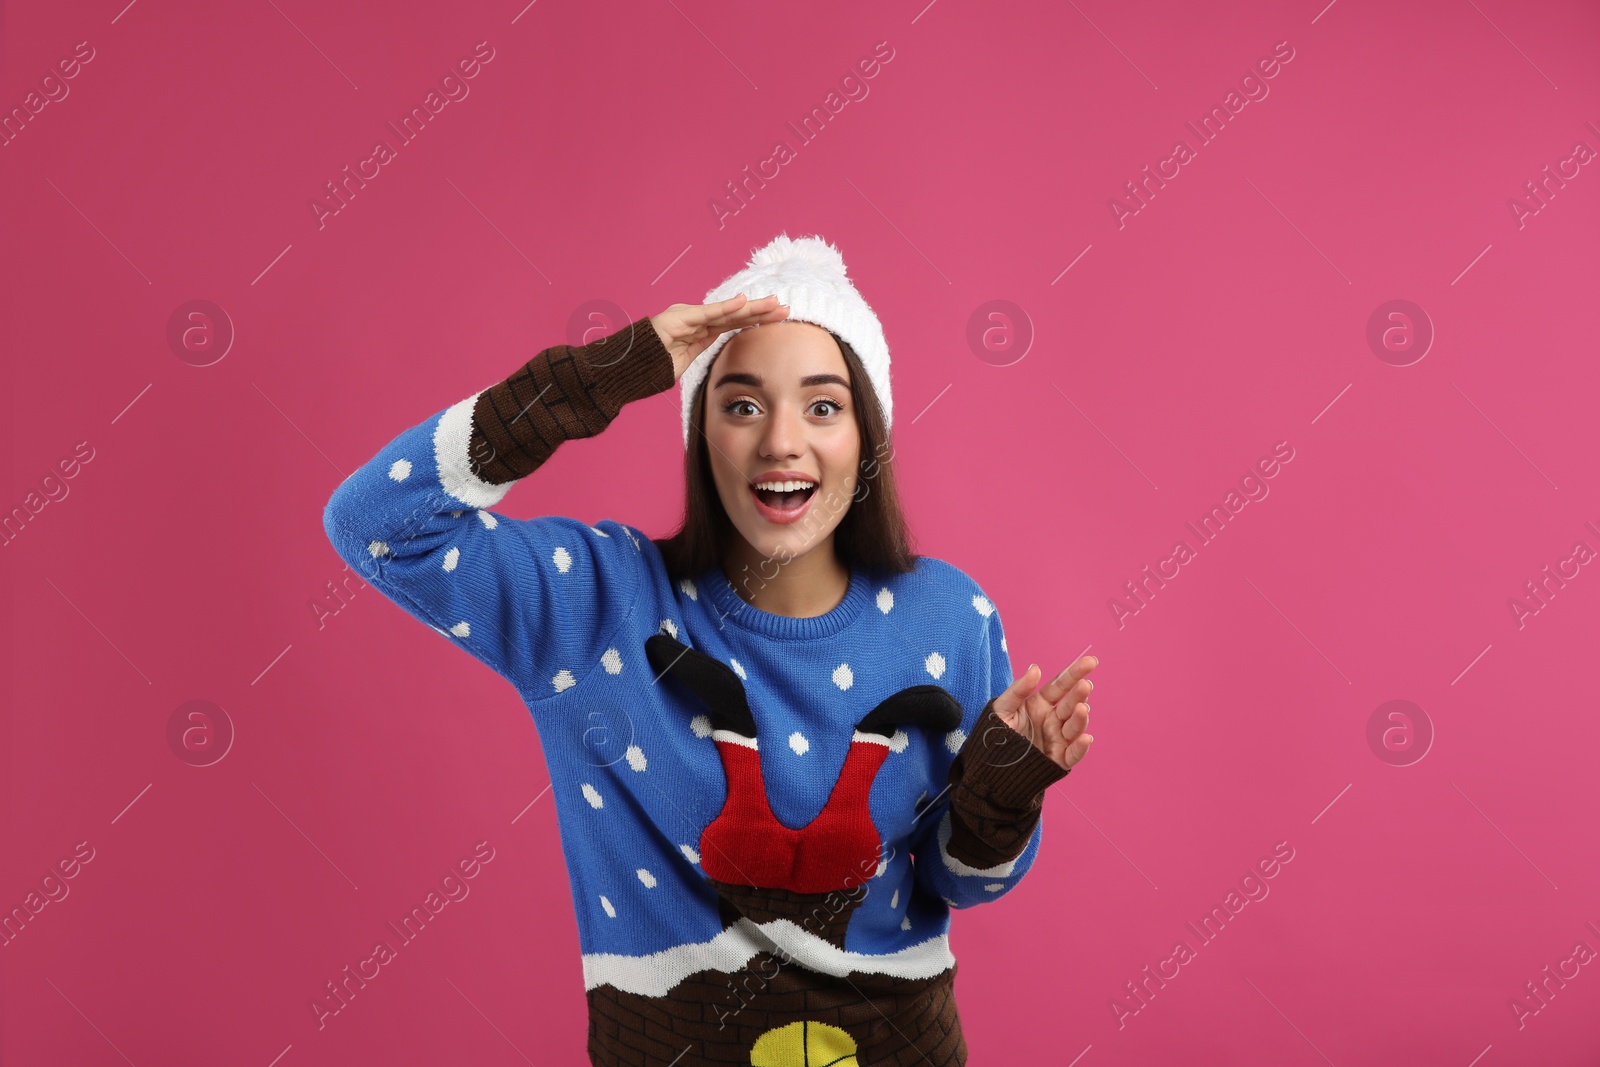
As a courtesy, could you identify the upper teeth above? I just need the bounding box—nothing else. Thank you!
[755,480,816,492]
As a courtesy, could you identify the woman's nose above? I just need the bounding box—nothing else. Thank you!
[760,402,805,458]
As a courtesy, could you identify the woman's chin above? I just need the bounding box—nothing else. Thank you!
[734,523,816,566]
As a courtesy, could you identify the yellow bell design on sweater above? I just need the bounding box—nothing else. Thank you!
[750,1020,860,1066]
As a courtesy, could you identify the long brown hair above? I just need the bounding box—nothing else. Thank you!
[651,330,920,585]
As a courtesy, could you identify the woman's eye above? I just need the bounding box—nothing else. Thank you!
[722,399,842,418]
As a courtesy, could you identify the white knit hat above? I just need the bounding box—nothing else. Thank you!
[680,233,891,447]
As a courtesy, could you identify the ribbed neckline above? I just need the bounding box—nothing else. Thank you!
[700,562,872,640]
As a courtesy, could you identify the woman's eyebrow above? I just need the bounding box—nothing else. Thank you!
[712,371,850,390]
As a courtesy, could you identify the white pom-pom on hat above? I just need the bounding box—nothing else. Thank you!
[679,233,891,448]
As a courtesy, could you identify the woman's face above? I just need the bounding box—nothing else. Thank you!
[701,320,862,565]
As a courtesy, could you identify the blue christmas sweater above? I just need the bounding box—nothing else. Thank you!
[321,318,1071,1066]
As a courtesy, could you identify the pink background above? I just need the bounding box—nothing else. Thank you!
[4,0,1598,1062]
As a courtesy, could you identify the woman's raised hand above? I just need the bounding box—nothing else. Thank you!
[989,656,1098,772]
[651,294,790,382]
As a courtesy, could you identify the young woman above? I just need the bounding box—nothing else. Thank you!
[323,234,1097,1066]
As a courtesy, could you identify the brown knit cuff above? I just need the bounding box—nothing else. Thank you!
[468,316,676,484]
[941,697,1070,869]
[955,696,1072,809]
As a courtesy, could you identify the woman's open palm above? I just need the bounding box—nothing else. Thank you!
[651,293,790,381]
[990,656,1098,772]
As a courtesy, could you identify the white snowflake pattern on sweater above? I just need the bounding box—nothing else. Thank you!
[323,395,1058,995]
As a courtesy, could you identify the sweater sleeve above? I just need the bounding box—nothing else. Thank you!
[909,600,1071,909]
[321,317,676,695]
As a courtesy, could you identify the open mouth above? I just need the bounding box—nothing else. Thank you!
[748,479,819,521]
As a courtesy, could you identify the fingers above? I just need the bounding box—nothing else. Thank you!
[752,303,792,324]
[724,296,789,331]
[991,657,1099,754]
[664,295,785,346]
[1014,659,1089,734]
[1034,656,1096,767]
[993,662,1042,720]
[994,661,1096,769]
[1039,655,1097,707]
[1057,698,1089,743]
[1047,696,1091,769]
[703,293,782,325]
[1026,691,1089,771]
[1037,691,1066,754]
[999,658,1088,715]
